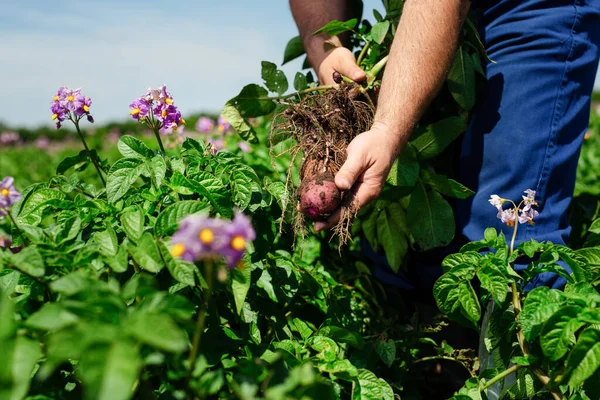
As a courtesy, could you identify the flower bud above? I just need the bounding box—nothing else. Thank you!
[87,114,95,123]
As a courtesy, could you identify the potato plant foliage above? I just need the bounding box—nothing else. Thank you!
[2,1,600,400]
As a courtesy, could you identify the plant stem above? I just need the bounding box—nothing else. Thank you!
[187,260,214,373]
[74,120,106,187]
[6,210,28,246]
[414,356,476,378]
[481,364,521,391]
[356,41,371,66]
[153,128,166,154]
[366,55,389,86]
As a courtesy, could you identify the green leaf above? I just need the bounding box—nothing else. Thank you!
[56,215,81,245]
[282,35,305,65]
[230,168,257,211]
[25,303,79,331]
[154,200,210,237]
[94,223,118,257]
[104,245,129,273]
[386,143,419,187]
[376,202,409,272]
[221,102,258,144]
[565,327,600,386]
[144,155,167,188]
[261,61,288,95]
[10,247,44,277]
[317,326,365,349]
[309,336,338,363]
[293,72,308,91]
[313,18,358,36]
[520,287,563,341]
[353,369,383,400]
[231,264,252,316]
[117,135,153,159]
[127,233,164,273]
[121,206,144,242]
[442,251,482,272]
[125,312,187,353]
[411,117,467,160]
[186,173,233,218]
[56,149,92,174]
[477,264,508,305]
[0,336,41,400]
[158,241,195,287]
[78,341,141,400]
[540,305,583,361]
[370,20,390,44]
[447,47,476,111]
[230,84,276,118]
[407,184,455,250]
[375,340,396,368]
[17,188,66,225]
[257,269,278,303]
[106,158,144,203]
[292,318,313,340]
[458,281,481,323]
[420,169,475,199]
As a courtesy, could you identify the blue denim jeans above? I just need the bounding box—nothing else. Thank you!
[371,0,600,291]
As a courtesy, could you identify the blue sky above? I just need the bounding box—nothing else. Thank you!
[0,1,598,128]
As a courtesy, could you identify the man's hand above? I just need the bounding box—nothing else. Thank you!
[314,122,402,232]
[317,47,366,85]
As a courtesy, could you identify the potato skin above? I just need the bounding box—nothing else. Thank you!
[298,174,341,220]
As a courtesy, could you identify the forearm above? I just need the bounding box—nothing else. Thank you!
[374,0,470,150]
[289,0,362,69]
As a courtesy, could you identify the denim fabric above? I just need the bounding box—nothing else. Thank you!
[369,0,600,291]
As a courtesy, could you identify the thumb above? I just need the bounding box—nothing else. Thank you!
[335,150,366,191]
[335,50,367,82]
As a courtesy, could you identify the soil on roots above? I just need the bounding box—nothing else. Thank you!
[271,82,374,247]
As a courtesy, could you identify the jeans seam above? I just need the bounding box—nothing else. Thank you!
[526,0,580,240]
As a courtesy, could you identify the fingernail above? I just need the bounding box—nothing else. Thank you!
[338,177,350,190]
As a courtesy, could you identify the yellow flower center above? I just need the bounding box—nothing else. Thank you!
[180,118,186,125]
[162,110,167,118]
[51,113,58,120]
[53,95,59,101]
[130,108,140,116]
[165,98,173,105]
[199,229,214,243]
[218,125,224,132]
[1,188,9,197]
[231,235,245,251]
[67,95,74,102]
[83,105,89,112]
[222,141,227,147]
[171,243,185,257]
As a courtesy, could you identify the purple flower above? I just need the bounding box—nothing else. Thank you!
[217,116,231,133]
[498,208,517,227]
[237,142,251,153]
[35,136,50,150]
[0,235,12,248]
[170,211,255,268]
[0,177,22,209]
[522,189,537,212]
[0,132,21,146]
[488,195,503,211]
[159,104,182,131]
[51,87,92,128]
[221,212,255,268]
[207,137,226,153]
[518,208,539,225]
[196,117,215,133]
[170,216,229,262]
[129,97,150,120]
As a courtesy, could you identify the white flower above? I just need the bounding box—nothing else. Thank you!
[498,208,517,227]
[522,189,537,211]
[489,194,503,211]
[518,208,539,225]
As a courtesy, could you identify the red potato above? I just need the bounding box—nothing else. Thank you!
[298,173,341,220]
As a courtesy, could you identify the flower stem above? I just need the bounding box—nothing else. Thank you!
[153,128,166,154]
[263,84,339,101]
[187,260,214,372]
[6,210,28,246]
[481,364,521,391]
[414,355,476,378]
[74,120,106,187]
